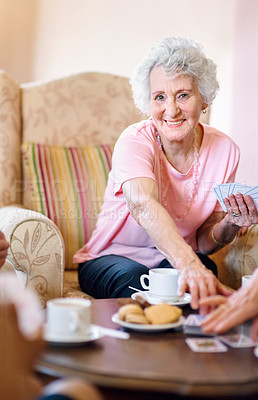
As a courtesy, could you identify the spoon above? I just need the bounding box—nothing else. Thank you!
[128,286,144,292]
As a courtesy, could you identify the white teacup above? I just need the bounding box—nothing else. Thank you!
[241,274,253,287]
[140,268,179,299]
[46,298,91,339]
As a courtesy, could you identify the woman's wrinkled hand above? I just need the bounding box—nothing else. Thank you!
[177,265,232,314]
[224,193,258,227]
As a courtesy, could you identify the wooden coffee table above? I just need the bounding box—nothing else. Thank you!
[36,299,258,399]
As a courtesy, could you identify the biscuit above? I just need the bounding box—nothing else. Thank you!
[118,304,144,321]
[144,304,182,325]
[125,313,149,324]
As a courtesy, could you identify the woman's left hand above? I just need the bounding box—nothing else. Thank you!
[224,193,258,227]
[177,265,232,314]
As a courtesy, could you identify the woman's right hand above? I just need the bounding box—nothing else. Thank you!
[177,263,232,314]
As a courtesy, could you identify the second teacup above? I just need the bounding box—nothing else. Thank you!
[140,268,179,299]
[241,274,252,287]
[46,298,91,339]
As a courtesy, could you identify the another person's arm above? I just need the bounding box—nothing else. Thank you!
[0,230,9,267]
[0,302,44,400]
[122,177,231,311]
[200,269,258,341]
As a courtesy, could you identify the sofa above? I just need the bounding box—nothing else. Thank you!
[0,70,257,307]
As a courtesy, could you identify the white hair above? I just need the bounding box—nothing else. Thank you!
[130,37,219,115]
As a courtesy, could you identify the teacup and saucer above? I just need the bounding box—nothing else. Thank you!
[44,298,102,346]
[133,268,191,306]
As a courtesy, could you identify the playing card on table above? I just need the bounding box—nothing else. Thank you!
[213,183,258,211]
[218,334,258,348]
[185,338,228,353]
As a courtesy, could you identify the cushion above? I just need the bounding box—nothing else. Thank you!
[21,142,113,269]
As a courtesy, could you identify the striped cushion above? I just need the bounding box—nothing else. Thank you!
[21,143,113,269]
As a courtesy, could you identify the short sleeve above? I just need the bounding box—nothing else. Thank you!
[112,122,157,195]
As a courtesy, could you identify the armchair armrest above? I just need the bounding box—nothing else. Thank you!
[0,205,65,308]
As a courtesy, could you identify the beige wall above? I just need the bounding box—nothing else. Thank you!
[0,0,235,132]
[230,0,258,185]
[0,0,256,184]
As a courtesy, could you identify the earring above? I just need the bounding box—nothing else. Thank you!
[202,108,207,114]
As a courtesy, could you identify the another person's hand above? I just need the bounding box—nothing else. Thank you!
[177,263,232,314]
[200,269,258,341]
[0,230,9,267]
[43,378,104,400]
[224,193,258,227]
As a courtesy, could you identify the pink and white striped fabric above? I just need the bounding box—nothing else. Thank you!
[21,142,113,269]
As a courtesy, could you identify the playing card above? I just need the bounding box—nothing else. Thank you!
[184,314,204,326]
[220,184,231,200]
[185,338,228,352]
[244,186,258,197]
[213,183,258,211]
[232,183,252,195]
[219,334,258,348]
[213,187,223,204]
[183,314,214,336]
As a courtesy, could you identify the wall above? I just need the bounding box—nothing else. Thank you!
[0,0,37,81]
[231,0,258,185]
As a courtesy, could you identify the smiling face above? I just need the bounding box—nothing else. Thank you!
[150,67,207,146]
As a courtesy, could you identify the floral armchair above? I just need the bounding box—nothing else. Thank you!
[0,70,257,307]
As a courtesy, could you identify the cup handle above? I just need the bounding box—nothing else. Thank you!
[69,311,79,332]
[140,274,150,290]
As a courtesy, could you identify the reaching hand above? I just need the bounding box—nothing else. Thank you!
[177,265,232,314]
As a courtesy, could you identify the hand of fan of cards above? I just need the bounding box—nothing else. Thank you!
[213,183,258,212]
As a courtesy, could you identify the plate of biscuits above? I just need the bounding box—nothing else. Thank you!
[112,303,185,332]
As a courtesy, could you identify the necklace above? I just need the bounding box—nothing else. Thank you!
[156,132,200,222]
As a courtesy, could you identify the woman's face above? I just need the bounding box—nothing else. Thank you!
[149,67,207,144]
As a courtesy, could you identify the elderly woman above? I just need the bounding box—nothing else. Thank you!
[74,37,258,310]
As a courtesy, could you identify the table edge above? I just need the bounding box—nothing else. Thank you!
[36,361,258,397]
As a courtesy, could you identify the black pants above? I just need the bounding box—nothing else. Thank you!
[78,253,217,299]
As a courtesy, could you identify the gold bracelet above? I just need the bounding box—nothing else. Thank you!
[211,223,237,246]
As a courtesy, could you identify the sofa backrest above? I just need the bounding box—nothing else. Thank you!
[21,71,144,146]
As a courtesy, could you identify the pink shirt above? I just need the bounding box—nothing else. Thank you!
[74,120,240,268]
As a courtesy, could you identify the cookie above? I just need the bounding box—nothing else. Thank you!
[125,313,149,324]
[144,304,182,325]
[118,304,144,321]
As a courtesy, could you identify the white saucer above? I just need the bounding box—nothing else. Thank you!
[43,324,103,347]
[112,313,185,333]
[131,291,191,306]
